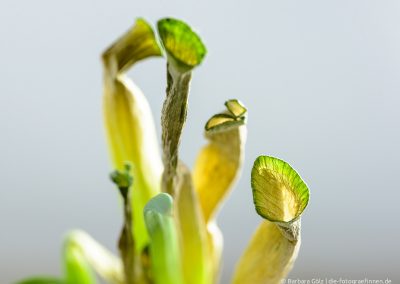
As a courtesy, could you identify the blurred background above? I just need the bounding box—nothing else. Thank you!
[1,0,399,283]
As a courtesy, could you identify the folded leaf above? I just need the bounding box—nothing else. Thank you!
[102,18,162,74]
[175,163,210,284]
[144,193,184,284]
[102,18,163,252]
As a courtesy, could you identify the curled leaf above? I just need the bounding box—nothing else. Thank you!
[194,100,247,222]
[102,18,162,74]
[102,18,163,252]
[193,100,247,282]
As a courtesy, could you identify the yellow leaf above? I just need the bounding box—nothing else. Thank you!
[102,19,163,252]
[175,163,210,284]
[193,100,247,282]
[194,116,247,222]
[232,221,300,284]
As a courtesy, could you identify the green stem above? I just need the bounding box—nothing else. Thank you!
[111,165,149,284]
[118,189,136,284]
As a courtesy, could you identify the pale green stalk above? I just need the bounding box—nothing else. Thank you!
[144,193,184,284]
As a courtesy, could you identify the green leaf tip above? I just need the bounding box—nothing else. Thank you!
[251,156,309,224]
[157,18,207,72]
[225,99,247,118]
[144,193,174,217]
[205,99,247,133]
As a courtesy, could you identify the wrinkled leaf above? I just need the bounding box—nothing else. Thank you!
[158,18,207,196]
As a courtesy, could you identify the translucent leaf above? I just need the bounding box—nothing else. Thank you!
[251,156,309,224]
[157,18,207,73]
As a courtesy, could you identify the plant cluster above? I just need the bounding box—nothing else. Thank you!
[18,17,310,284]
